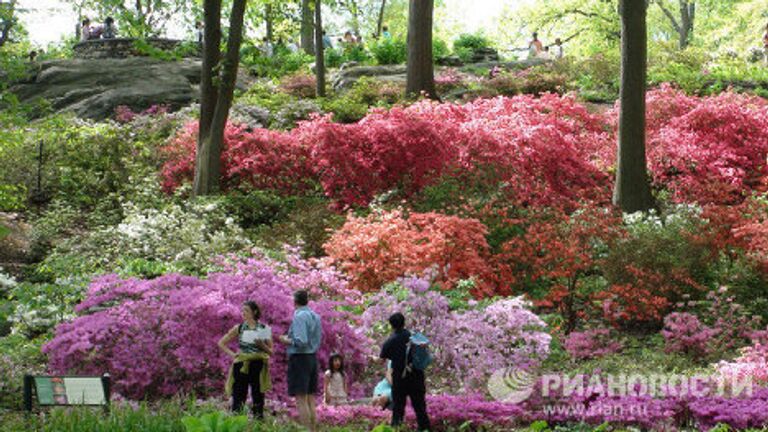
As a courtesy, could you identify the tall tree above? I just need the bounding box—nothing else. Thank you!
[314,0,326,97]
[193,0,248,196]
[405,0,436,98]
[301,0,315,54]
[0,0,17,48]
[613,0,654,212]
[375,0,386,38]
[655,0,695,49]
[64,0,192,37]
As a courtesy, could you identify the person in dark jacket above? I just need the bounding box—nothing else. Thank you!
[379,312,431,431]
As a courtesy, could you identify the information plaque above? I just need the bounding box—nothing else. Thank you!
[24,374,111,411]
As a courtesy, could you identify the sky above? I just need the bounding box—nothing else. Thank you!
[18,0,532,47]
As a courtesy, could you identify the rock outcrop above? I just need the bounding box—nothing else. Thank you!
[9,57,250,120]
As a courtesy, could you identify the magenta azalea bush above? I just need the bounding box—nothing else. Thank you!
[43,251,371,401]
[361,276,551,391]
[563,328,622,361]
[661,312,717,357]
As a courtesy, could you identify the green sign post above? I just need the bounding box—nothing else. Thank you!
[24,374,111,412]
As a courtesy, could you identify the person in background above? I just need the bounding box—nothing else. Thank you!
[196,21,204,44]
[218,301,273,418]
[261,37,274,57]
[554,38,564,59]
[102,17,117,39]
[528,32,543,58]
[343,31,356,46]
[287,39,300,53]
[323,353,349,405]
[382,25,392,40]
[322,31,333,49]
[80,18,92,42]
[280,290,323,432]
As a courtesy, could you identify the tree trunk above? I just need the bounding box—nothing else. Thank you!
[678,0,695,49]
[265,3,273,42]
[376,0,387,38]
[193,0,248,197]
[613,0,653,212]
[301,0,315,55]
[405,0,436,98]
[315,0,326,97]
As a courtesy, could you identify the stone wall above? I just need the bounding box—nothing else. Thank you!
[73,38,199,59]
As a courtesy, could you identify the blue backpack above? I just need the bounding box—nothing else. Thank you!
[403,332,433,377]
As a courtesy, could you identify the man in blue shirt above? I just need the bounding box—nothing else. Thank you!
[280,290,322,432]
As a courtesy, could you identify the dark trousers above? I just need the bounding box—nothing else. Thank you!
[231,360,265,418]
[391,372,431,431]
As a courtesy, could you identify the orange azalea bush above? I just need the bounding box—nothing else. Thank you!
[323,210,496,297]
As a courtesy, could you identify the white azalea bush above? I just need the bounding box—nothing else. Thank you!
[41,198,252,278]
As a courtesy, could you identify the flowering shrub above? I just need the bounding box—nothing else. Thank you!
[434,68,467,93]
[563,328,622,361]
[361,278,551,391]
[324,210,495,295]
[316,393,526,429]
[114,104,170,123]
[279,72,317,98]
[160,122,316,194]
[42,197,252,278]
[717,342,768,386]
[44,251,370,401]
[307,109,460,208]
[661,312,716,357]
[599,206,712,328]
[604,86,768,204]
[495,206,623,330]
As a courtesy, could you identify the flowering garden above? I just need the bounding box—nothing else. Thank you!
[3,49,768,430]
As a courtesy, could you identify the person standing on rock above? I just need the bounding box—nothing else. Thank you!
[80,18,93,42]
[528,32,544,58]
[102,17,117,39]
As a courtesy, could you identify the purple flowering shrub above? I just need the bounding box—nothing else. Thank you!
[563,328,623,361]
[43,251,371,401]
[315,393,526,430]
[361,276,551,391]
[661,312,717,357]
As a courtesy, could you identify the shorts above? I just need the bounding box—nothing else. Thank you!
[287,353,318,396]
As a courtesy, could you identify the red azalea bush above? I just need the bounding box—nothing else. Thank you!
[306,109,461,208]
[43,252,370,401]
[324,210,495,296]
[494,205,623,330]
[160,122,316,194]
[604,85,768,205]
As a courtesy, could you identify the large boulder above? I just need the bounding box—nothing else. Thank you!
[332,64,407,90]
[9,57,250,120]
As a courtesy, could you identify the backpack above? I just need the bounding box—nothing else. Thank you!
[403,331,433,377]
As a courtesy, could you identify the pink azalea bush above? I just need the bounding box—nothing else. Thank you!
[43,251,371,401]
[563,328,623,360]
[361,276,551,391]
[717,342,768,386]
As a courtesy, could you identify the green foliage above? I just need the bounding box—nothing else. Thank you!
[432,37,450,60]
[252,196,344,258]
[452,32,492,52]
[5,281,83,337]
[132,39,200,62]
[243,50,314,79]
[370,37,407,65]
[0,334,47,411]
[321,77,405,123]
[221,189,298,230]
[182,412,248,432]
